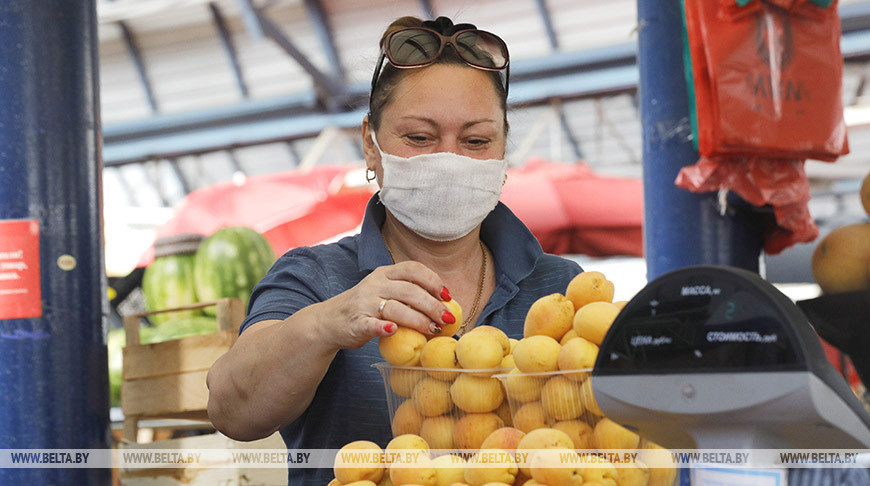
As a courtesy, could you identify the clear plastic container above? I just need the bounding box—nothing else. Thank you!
[372,362,513,452]
[492,369,601,441]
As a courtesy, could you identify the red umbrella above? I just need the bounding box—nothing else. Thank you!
[137,165,375,266]
[500,159,644,257]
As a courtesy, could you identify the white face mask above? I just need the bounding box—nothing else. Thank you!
[372,132,508,242]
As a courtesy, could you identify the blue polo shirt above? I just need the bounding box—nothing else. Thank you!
[240,194,582,486]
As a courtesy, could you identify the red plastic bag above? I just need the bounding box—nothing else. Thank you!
[685,0,848,160]
[675,157,819,254]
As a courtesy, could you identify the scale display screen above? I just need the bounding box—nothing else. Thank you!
[596,266,806,374]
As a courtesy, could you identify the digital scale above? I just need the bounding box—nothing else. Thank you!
[591,265,870,450]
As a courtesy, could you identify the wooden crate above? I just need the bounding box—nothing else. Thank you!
[121,298,244,440]
[119,431,288,486]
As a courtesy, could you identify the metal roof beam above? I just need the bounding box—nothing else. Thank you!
[102,16,870,166]
[235,0,264,40]
[166,158,191,194]
[534,0,559,51]
[556,101,583,159]
[118,21,158,113]
[209,2,249,98]
[227,150,247,174]
[304,0,345,82]
[249,2,345,100]
[103,91,317,143]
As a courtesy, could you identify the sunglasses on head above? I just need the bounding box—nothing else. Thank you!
[370,26,510,96]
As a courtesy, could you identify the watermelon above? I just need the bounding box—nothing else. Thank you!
[193,227,276,316]
[142,253,201,325]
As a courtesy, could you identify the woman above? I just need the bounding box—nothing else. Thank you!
[206,15,582,485]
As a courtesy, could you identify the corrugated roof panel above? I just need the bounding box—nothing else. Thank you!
[99,26,155,123]
[229,4,330,98]
[114,0,215,34]
[233,142,301,175]
[548,0,638,50]
[326,1,406,85]
[131,20,243,113]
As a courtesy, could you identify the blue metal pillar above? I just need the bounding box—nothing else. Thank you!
[637,0,764,279]
[0,1,109,484]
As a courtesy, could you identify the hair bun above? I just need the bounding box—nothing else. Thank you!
[422,16,477,35]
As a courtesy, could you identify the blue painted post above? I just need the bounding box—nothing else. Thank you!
[637,0,764,279]
[0,1,109,484]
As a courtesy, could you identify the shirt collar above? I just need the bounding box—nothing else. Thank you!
[358,193,542,284]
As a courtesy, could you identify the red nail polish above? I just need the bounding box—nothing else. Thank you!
[442,311,456,324]
[383,323,395,333]
[440,287,452,301]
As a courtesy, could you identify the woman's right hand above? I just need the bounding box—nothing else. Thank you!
[314,261,454,350]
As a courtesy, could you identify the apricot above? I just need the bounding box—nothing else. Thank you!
[618,460,650,486]
[468,326,511,357]
[811,223,870,293]
[560,329,580,345]
[862,171,870,217]
[434,299,463,338]
[512,336,561,373]
[494,400,513,427]
[553,420,593,450]
[566,271,615,310]
[512,401,548,433]
[524,293,575,340]
[413,378,453,417]
[419,416,457,451]
[541,376,585,421]
[454,413,505,451]
[573,302,620,346]
[515,428,575,476]
[500,354,515,370]
[431,454,467,486]
[393,399,425,436]
[640,442,677,486]
[385,435,430,466]
[513,471,533,486]
[450,373,504,413]
[381,327,428,366]
[480,427,526,452]
[334,440,385,484]
[592,418,640,451]
[502,368,543,403]
[529,448,584,486]
[558,337,598,381]
[391,368,427,398]
[464,449,518,486]
[580,455,617,486]
[456,331,504,373]
[421,337,461,381]
[390,454,437,486]
[580,378,603,417]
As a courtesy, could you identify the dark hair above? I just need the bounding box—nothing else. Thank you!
[368,16,509,135]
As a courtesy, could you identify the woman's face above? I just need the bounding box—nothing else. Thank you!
[364,63,506,182]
